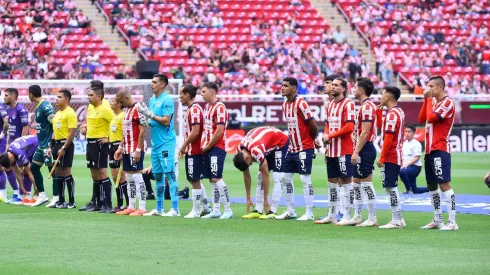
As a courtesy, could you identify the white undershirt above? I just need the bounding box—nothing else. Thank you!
[402,139,422,166]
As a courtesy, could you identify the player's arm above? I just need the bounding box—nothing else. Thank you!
[150,97,174,127]
[418,98,428,123]
[354,121,372,154]
[377,132,393,167]
[13,164,26,194]
[376,108,383,131]
[259,159,270,209]
[151,114,172,127]
[137,124,146,151]
[243,167,252,201]
[179,124,200,156]
[20,108,29,136]
[205,124,224,149]
[1,116,7,136]
[327,121,354,140]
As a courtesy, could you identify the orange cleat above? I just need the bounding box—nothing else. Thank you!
[116,208,136,215]
[129,209,147,216]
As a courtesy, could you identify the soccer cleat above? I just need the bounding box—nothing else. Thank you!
[129,209,147,216]
[440,222,459,231]
[45,199,59,208]
[348,215,363,226]
[242,210,262,219]
[143,209,164,216]
[56,202,69,209]
[379,221,403,229]
[6,194,19,204]
[0,193,7,203]
[220,210,234,219]
[86,207,102,212]
[11,197,24,205]
[335,217,351,226]
[31,194,49,207]
[162,209,181,217]
[420,220,445,229]
[297,214,314,221]
[116,208,136,215]
[259,211,277,220]
[314,216,337,224]
[400,218,407,228]
[199,207,212,217]
[275,211,297,220]
[184,211,200,219]
[336,212,344,222]
[23,198,36,206]
[79,201,95,211]
[67,202,77,209]
[97,206,110,213]
[356,219,378,227]
[22,198,31,204]
[201,210,222,219]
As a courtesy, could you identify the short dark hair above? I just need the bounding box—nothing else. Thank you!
[202,82,219,93]
[90,80,104,89]
[181,84,197,99]
[283,77,298,88]
[90,86,104,100]
[233,152,249,172]
[325,74,340,82]
[356,77,374,96]
[384,86,401,101]
[5,88,18,99]
[154,74,169,87]
[28,85,42,98]
[0,153,11,169]
[405,125,416,132]
[58,89,72,102]
[429,76,445,89]
[334,77,348,91]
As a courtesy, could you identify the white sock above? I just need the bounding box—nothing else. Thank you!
[300,174,314,216]
[353,182,362,218]
[386,187,401,223]
[271,172,283,214]
[26,192,32,199]
[0,189,5,198]
[216,179,231,212]
[443,189,456,224]
[328,182,338,218]
[200,183,209,209]
[210,182,220,212]
[361,182,377,220]
[283,173,295,214]
[14,189,20,196]
[191,188,202,214]
[133,173,146,211]
[338,186,344,215]
[429,188,443,223]
[256,172,264,213]
[342,183,352,220]
[126,173,136,210]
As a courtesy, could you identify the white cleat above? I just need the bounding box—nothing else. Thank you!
[348,215,363,226]
[275,211,297,220]
[420,220,445,229]
[379,220,403,229]
[162,209,181,217]
[220,210,234,219]
[314,216,337,224]
[297,214,314,221]
[45,199,58,208]
[335,217,351,226]
[440,222,459,231]
[201,210,222,219]
[143,209,165,216]
[31,194,49,207]
[184,211,201,219]
[356,219,378,227]
[400,218,407,228]
[0,193,7,203]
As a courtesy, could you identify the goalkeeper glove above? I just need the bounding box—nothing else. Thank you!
[137,102,154,119]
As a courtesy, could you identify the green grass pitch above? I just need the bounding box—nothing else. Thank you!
[1,153,489,274]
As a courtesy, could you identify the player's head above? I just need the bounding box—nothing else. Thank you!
[324,74,339,97]
[90,80,104,90]
[381,86,401,106]
[201,82,218,104]
[88,86,104,106]
[56,89,71,109]
[405,125,416,141]
[179,84,197,106]
[233,150,252,172]
[354,77,374,100]
[116,89,132,108]
[281,77,298,98]
[427,76,445,97]
[4,88,18,104]
[0,152,14,169]
[110,95,122,112]
[331,77,347,98]
[28,85,42,102]
[152,74,169,94]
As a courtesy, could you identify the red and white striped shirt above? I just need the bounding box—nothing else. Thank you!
[357,98,377,143]
[202,101,228,151]
[122,104,146,154]
[183,103,204,155]
[282,96,314,153]
[326,98,356,157]
[382,106,405,165]
[238,126,288,164]
[425,96,455,154]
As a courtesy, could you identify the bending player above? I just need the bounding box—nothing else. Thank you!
[376,86,406,229]
[233,126,288,220]
[418,76,458,231]
[177,84,211,218]
[279,77,319,221]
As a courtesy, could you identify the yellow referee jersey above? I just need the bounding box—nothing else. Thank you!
[52,106,78,140]
[110,112,124,142]
[87,99,114,139]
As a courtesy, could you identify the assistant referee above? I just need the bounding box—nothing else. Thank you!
[109,97,128,211]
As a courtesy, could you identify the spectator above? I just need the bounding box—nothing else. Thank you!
[399,125,428,194]
[173,66,185,80]
[32,27,47,43]
[332,26,346,44]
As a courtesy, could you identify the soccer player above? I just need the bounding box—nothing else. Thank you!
[138,74,180,217]
[0,103,10,202]
[418,76,458,230]
[316,77,355,225]
[199,82,233,219]
[47,90,77,208]
[177,84,211,218]
[399,125,427,194]
[80,85,115,213]
[29,85,56,207]
[109,96,129,212]
[350,77,378,227]
[233,126,288,220]
[113,90,148,216]
[376,86,406,229]
[279,77,319,221]
[1,88,29,204]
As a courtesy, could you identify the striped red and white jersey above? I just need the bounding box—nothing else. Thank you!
[183,103,204,155]
[326,98,356,157]
[202,101,228,151]
[238,126,288,164]
[323,99,331,130]
[122,104,146,154]
[382,106,405,165]
[425,96,455,154]
[282,96,314,153]
[357,98,377,143]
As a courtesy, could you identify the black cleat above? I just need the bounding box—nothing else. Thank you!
[56,202,68,209]
[67,202,77,209]
[86,206,102,212]
[146,193,155,200]
[97,206,109,213]
[79,201,95,211]
[179,187,190,199]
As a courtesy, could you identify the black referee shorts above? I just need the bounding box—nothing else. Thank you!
[52,140,75,168]
[86,138,109,169]
[109,141,121,169]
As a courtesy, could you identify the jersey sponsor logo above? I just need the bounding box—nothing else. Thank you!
[275,151,282,158]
